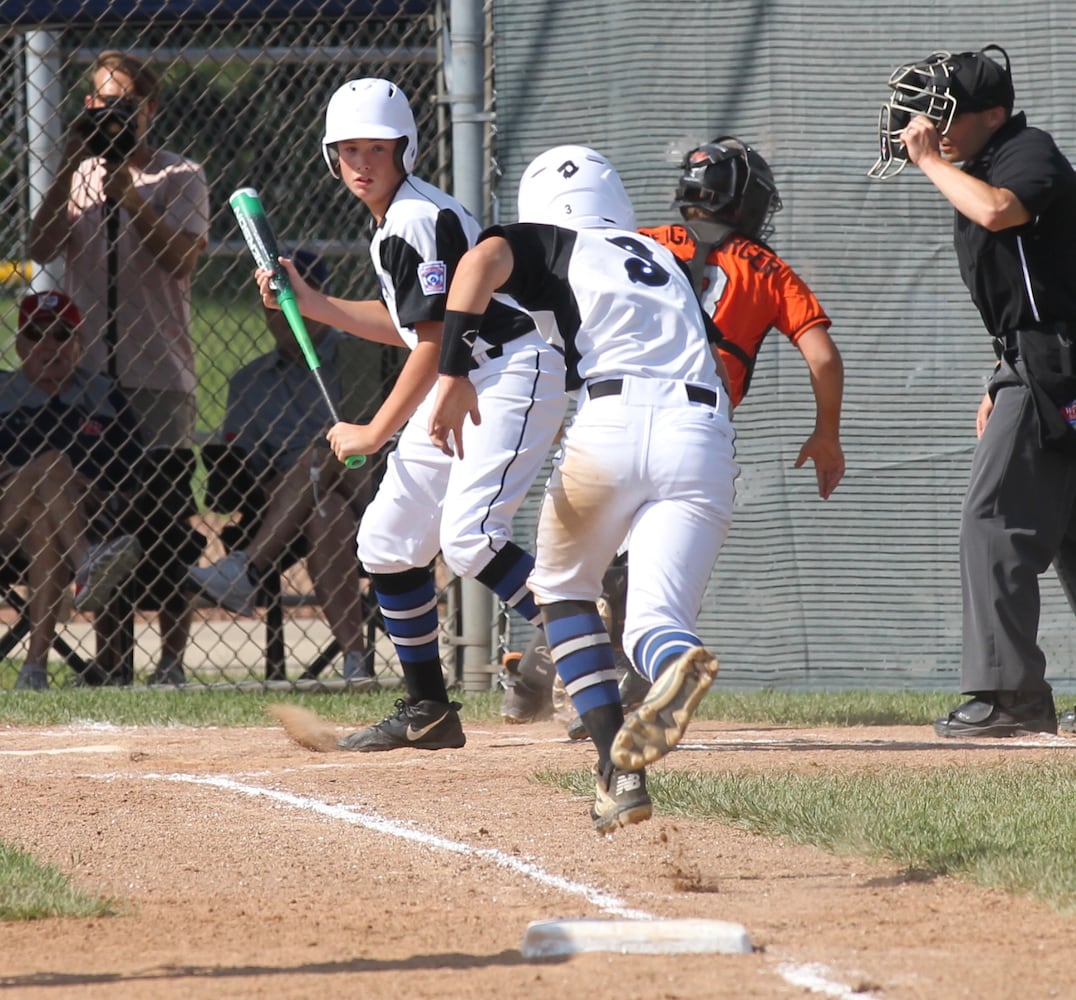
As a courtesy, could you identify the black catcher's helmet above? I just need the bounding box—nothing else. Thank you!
[673,136,782,242]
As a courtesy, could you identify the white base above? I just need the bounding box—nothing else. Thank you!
[521,917,752,957]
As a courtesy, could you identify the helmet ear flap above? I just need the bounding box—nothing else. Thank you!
[324,143,341,179]
[393,136,409,176]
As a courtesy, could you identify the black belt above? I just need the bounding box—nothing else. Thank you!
[470,343,504,370]
[587,378,717,406]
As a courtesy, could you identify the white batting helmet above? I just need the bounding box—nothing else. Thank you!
[517,145,637,231]
[322,78,418,177]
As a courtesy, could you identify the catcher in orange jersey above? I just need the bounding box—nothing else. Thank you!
[639,136,845,500]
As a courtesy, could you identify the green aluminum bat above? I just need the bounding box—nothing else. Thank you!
[228,187,364,469]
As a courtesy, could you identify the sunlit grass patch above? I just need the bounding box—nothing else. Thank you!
[540,760,1076,911]
[0,842,118,921]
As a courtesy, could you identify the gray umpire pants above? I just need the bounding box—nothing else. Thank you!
[960,361,1076,695]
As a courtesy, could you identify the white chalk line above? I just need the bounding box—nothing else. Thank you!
[139,770,876,996]
[149,772,650,920]
[0,744,128,757]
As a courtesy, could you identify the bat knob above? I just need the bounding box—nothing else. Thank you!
[343,455,366,470]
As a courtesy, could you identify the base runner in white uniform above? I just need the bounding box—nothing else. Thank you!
[429,146,739,833]
[260,80,566,751]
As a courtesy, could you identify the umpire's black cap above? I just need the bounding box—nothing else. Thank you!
[948,45,1014,114]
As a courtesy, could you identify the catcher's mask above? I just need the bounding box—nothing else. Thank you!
[672,137,782,242]
[868,45,1013,180]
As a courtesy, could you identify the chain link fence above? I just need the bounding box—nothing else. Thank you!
[0,2,483,691]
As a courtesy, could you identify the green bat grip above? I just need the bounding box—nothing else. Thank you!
[229,186,365,469]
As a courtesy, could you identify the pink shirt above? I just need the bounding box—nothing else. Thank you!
[62,148,209,393]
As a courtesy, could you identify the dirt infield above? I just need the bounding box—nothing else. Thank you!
[1,719,1074,999]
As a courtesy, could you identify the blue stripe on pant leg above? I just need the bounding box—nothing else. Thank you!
[477,541,542,625]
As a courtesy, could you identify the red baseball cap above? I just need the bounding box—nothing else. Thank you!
[18,290,82,334]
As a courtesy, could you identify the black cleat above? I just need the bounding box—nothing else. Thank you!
[338,699,466,751]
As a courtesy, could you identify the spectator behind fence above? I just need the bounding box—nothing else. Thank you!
[1,292,144,690]
[27,49,210,683]
[188,250,380,687]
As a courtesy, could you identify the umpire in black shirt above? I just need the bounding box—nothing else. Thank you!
[872,45,1076,737]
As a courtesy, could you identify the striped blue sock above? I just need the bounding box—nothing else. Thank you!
[542,601,619,715]
[634,627,700,683]
[371,568,445,703]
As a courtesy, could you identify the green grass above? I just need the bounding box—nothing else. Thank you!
[0,685,1070,730]
[694,688,972,727]
[0,682,505,728]
[0,842,119,921]
[542,759,1076,912]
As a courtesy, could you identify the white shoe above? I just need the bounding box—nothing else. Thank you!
[73,535,142,613]
[187,552,258,616]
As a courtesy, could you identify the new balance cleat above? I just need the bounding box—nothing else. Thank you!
[73,535,142,613]
[188,552,258,616]
[591,761,651,834]
[610,646,718,770]
[338,698,466,751]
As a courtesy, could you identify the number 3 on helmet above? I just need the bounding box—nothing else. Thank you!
[516,145,637,231]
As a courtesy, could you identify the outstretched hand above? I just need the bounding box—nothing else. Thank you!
[428,375,481,458]
[794,432,846,500]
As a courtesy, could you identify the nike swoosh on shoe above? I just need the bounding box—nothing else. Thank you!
[405,711,450,741]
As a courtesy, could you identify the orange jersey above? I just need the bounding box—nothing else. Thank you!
[639,224,830,406]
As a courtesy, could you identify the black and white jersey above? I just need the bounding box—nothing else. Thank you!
[483,222,720,391]
[373,176,533,349]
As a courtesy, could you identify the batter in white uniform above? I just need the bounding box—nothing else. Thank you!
[260,80,566,752]
[429,146,739,833]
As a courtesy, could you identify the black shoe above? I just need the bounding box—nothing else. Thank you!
[590,761,652,835]
[565,712,589,741]
[337,699,466,751]
[618,665,652,713]
[933,693,1058,738]
[1059,708,1075,734]
[14,663,48,691]
[498,644,555,724]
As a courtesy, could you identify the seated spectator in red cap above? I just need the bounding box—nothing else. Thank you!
[1,290,144,690]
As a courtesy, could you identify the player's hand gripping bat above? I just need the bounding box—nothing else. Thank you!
[228,187,365,469]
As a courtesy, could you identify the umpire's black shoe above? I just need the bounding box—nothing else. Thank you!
[338,698,466,751]
[1059,708,1076,734]
[933,693,1058,738]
